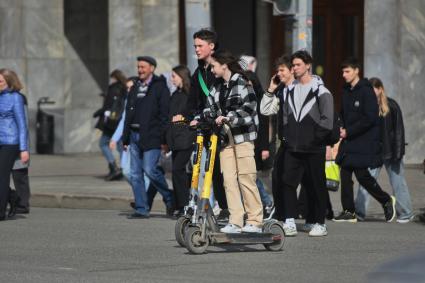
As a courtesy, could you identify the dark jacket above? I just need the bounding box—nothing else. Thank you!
[94,82,127,137]
[246,71,270,170]
[381,97,405,161]
[187,60,215,120]
[336,78,382,168]
[165,89,196,151]
[278,76,333,153]
[122,75,170,150]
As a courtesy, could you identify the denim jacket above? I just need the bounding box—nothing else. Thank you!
[0,89,28,151]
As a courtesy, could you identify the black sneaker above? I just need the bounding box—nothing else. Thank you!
[263,202,275,220]
[383,196,396,222]
[332,211,357,223]
[217,209,229,223]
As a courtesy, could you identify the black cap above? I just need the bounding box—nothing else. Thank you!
[137,56,157,67]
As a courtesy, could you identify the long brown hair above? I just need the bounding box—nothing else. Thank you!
[369,77,389,117]
[172,65,191,94]
[110,69,127,86]
[0,68,23,91]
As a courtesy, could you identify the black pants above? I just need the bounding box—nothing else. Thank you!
[212,147,227,210]
[0,145,19,219]
[172,149,192,209]
[340,167,390,213]
[271,145,285,220]
[282,151,327,224]
[299,184,333,223]
[12,168,30,209]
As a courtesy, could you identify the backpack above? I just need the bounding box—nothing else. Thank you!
[313,89,340,146]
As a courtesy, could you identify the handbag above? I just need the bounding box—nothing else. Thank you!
[325,160,340,192]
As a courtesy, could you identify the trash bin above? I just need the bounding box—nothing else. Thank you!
[36,97,55,154]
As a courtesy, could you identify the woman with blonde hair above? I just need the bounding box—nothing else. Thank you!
[0,69,29,221]
[355,77,413,223]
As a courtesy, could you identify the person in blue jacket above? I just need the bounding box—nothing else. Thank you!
[0,69,29,221]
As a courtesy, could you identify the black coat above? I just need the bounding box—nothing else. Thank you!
[336,79,383,169]
[122,75,170,150]
[165,89,196,151]
[382,97,405,161]
[187,60,216,120]
[245,71,270,171]
[94,82,126,137]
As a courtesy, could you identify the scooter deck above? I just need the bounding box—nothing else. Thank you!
[210,232,282,245]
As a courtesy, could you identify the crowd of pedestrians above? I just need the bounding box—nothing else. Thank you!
[1,28,422,230]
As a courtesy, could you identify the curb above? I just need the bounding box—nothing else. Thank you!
[30,193,166,212]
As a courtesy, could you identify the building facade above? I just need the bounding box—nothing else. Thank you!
[0,0,423,163]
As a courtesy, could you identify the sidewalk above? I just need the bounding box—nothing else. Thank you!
[25,153,425,216]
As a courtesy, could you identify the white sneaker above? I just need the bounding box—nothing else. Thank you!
[396,215,415,224]
[308,223,328,237]
[241,224,262,233]
[282,223,298,236]
[220,223,242,234]
[300,223,315,232]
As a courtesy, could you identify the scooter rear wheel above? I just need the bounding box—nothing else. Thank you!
[185,226,209,254]
[263,222,285,251]
[175,216,190,247]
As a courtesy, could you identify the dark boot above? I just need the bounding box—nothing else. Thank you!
[8,188,18,218]
[105,162,123,181]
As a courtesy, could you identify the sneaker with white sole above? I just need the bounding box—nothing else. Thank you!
[241,224,262,233]
[308,223,328,237]
[383,196,396,222]
[220,223,241,234]
[396,215,415,224]
[282,223,298,236]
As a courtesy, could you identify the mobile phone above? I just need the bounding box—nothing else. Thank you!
[273,74,281,85]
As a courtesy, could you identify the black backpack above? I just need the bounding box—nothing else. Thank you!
[313,90,340,146]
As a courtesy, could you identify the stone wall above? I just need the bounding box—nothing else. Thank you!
[365,0,425,163]
[0,0,179,153]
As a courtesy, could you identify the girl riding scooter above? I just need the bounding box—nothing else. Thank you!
[202,50,263,233]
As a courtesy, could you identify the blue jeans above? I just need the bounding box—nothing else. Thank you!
[256,178,272,207]
[355,160,413,220]
[99,134,123,164]
[129,132,173,215]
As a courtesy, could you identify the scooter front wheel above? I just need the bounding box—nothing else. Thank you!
[175,216,190,247]
[185,226,209,254]
[263,222,285,252]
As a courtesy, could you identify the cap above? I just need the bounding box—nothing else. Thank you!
[137,56,157,67]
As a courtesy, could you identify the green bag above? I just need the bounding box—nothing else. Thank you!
[325,161,340,192]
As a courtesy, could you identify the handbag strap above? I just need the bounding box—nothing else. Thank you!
[198,71,209,97]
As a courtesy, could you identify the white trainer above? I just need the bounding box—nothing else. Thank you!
[282,223,298,236]
[308,223,328,237]
[241,224,262,233]
[220,223,242,234]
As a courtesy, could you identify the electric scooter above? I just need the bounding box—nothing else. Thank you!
[174,123,206,247]
[182,122,285,254]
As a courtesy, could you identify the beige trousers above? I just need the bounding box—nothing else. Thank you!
[220,141,263,227]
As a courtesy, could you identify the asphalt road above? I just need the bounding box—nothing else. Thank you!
[1,208,424,283]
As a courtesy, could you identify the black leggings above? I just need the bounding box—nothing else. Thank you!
[340,167,390,213]
[0,145,19,219]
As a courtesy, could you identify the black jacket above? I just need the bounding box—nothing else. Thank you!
[382,97,405,161]
[245,71,270,170]
[187,60,216,120]
[280,76,333,153]
[122,75,170,150]
[336,78,382,168]
[94,82,127,137]
[165,89,196,151]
